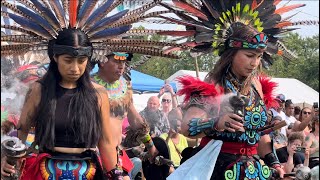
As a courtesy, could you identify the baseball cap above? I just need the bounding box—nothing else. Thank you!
[276,94,285,103]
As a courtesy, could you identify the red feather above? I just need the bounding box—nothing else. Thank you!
[275,4,305,15]
[273,0,282,6]
[258,75,279,109]
[69,0,78,28]
[172,0,209,21]
[176,75,224,104]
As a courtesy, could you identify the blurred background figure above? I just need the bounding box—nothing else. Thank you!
[140,96,170,137]
[160,108,188,170]
[294,106,302,120]
[292,107,313,137]
[271,116,288,149]
[158,84,178,117]
[304,115,319,169]
[281,99,297,137]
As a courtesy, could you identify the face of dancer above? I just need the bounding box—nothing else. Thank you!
[100,55,126,82]
[231,49,262,79]
[55,54,88,84]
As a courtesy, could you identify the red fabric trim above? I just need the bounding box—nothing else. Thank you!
[20,153,51,180]
[200,137,258,156]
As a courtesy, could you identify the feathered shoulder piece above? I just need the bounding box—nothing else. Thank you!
[157,0,318,68]
[1,0,190,62]
[257,74,278,109]
[177,75,224,106]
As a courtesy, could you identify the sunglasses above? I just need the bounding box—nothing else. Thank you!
[162,99,171,103]
[303,111,311,115]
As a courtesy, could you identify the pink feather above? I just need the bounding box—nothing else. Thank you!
[258,75,279,109]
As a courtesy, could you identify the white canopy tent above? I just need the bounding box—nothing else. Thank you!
[166,70,319,106]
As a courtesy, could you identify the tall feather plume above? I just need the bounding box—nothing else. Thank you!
[1,1,28,18]
[108,46,179,59]
[82,0,115,31]
[1,25,39,36]
[18,0,42,14]
[76,0,99,28]
[87,9,129,36]
[48,0,66,29]
[274,4,306,15]
[89,25,132,41]
[172,0,208,21]
[122,0,161,18]
[29,0,61,31]
[1,35,44,43]
[7,12,52,39]
[69,0,78,28]
[102,39,190,49]
[16,5,57,37]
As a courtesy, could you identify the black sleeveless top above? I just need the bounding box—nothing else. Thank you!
[54,85,86,148]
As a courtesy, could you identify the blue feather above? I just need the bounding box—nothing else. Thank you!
[29,0,60,28]
[77,0,98,23]
[90,25,132,40]
[84,0,115,27]
[16,5,54,34]
[49,0,66,27]
[90,9,129,31]
[8,13,51,38]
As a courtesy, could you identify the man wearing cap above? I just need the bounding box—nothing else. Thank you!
[270,94,287,122]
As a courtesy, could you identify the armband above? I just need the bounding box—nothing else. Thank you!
[262,152,280,167]
[188,117,219,136]
[104,165,124,180]
[140,134,154,150]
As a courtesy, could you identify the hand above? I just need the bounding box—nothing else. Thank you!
[216,113,244,132]
[288,146,296,156]
[1,156,25,177]
[304,147,310,158]
[275,166,285,179]
[165,84,175,95]
[1,156,15,177]
[158,87,165,97]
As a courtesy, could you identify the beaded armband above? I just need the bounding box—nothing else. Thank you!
[262,152,281,167]
[188,117,219,136]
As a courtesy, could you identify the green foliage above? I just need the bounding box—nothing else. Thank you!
[266,33,319,92]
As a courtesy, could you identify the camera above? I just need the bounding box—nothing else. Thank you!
[313,102,318,109]
[295,146,306,153]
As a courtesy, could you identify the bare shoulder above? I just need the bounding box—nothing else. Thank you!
[91,82,109,100]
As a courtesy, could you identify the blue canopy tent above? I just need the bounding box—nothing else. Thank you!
[91,65,177,94]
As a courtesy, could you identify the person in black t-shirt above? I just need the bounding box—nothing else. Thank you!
[276,132,309,173]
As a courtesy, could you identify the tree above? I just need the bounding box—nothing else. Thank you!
[266,33,319,92]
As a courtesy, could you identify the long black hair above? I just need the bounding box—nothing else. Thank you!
[34,28,102,151]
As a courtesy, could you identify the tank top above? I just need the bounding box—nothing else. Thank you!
[54,85,86,148]
[310,133,319,158]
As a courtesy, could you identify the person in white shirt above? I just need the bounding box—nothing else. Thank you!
[270,94,286,120]
[281,99,297,137]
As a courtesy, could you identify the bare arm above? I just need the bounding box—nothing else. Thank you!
[258,135,274,158]
[17,82,41,143]
[304,134,318,154]
[292,116,312,132]
[181,106,208,139]
[96,88,118,171]
[282,154,295,173]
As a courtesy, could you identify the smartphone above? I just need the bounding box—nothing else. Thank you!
[295,147,306,153]
[313,102,319,109]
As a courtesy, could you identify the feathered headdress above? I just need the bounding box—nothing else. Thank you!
[1,0,189,62]
[156,0,319,67]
